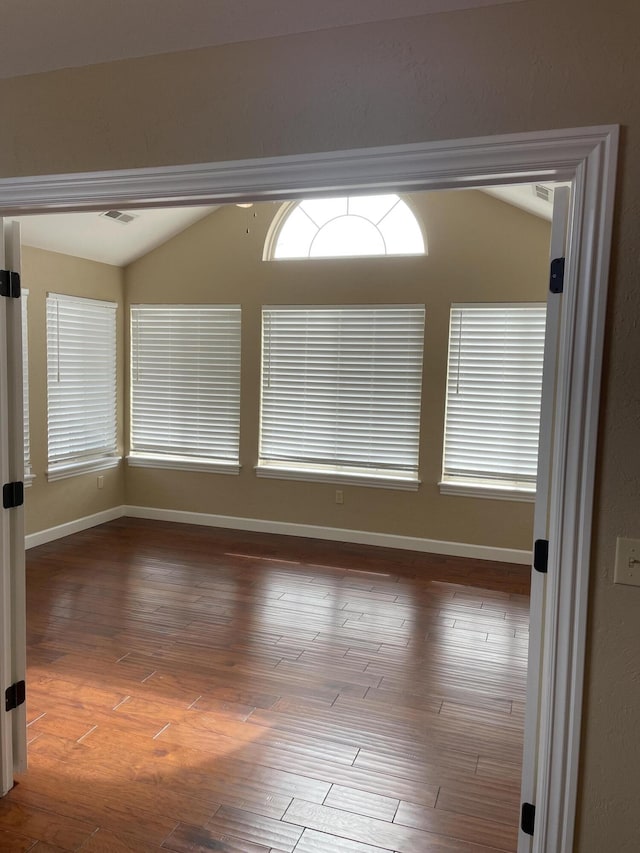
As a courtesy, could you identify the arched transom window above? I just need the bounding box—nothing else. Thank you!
[267,194,426,260]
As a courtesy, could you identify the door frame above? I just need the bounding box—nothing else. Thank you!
[0,219,27,796]
[0,125,618,851]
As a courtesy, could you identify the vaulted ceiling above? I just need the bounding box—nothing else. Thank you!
[15,183,555,268]
[16,206,217,267]
[7,0,534,265]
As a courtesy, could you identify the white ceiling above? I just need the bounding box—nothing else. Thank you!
[16,206,217,267]
[15,185,555,268]
[483,185,557,221]
[2,0,524,80]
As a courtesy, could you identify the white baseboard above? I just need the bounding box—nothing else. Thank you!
[123,505,532,565]
[25,503,532,564]
[25,506,125,550]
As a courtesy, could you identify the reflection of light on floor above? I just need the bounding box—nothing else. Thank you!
[347,569,391,577]
[26,668,271,764]
[27,711,46,727]
[224,552,300,564]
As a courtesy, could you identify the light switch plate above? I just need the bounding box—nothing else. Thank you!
[614,537,640,587]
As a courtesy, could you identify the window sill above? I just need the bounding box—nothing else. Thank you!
[256,464,420,491]
[127,454,240,475]
[438,480,536,503]
[24,473,36,488]
[265,252,426,262]
[47,457,121,482]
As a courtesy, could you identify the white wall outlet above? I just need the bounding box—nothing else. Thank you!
[614,537,640,586]
[335,489,344,505]
[97,475,104,489]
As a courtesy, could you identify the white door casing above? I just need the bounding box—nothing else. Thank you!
[0,126,618,851]
[0,217,12,797]
[0,219,27,797]
[518,186,570,852]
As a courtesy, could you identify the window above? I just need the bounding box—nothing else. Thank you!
[441,303,547,500]
[267,194,425,259]
[22,290,33,483]
[46,293,118,480]
[129,305,241,473]
[258,305,425,489]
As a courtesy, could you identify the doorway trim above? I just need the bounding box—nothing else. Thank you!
[0,124,618,852]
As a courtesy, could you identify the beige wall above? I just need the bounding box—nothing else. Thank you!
[125,190,549,550]
[22,247,125,535]
[2,0,639,846]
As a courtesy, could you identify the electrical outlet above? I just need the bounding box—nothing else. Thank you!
[335,489,344,505]
[97,475,104,490]
[614,537,640,587]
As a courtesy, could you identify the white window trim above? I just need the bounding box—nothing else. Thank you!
[127,453,240,476]
[438,479,536,502]
[263,196,427,261]
[258,304,425,486]
[256,462,420,491]
[46,455,120,483]
[441,301,546,496]
[46,292,119,477]
[129,304,242,471]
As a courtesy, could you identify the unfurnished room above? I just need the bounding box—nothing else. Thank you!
[0,2,634,853]
[2,184,556,851]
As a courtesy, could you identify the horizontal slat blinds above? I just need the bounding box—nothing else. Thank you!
[22,290,31,478]
[46,293,117,470]
[130,305,241,466]
[259,305,425,480]
[442,303,547,489]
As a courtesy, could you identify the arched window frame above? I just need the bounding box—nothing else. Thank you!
[263,194,427,261]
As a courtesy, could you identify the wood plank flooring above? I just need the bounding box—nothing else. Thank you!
[2,518,530,852]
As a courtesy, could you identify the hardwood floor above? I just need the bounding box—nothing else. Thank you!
[2,518,530,852]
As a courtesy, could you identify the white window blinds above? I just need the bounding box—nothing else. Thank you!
[22,290,32,480]
[130,305,241,472]
[442,303,547,492]
[46,293,118,478]
[259,305,425,487]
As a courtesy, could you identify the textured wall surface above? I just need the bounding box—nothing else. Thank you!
[125,190,549,550]
[3,0,640,847]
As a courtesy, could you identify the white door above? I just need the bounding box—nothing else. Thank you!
[0,219,27,796]
[518,187,570,851]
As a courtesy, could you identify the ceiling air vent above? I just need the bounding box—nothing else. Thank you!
[533,184,554,203]
[100,210,138,224]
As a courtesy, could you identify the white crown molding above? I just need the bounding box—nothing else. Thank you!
[0,126,616,215]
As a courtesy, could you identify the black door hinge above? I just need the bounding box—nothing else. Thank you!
[0,269,21,298]
[2,481,24,509]
[534,539,549,574]
[550,257,565,294]
[5,680,26,712]
[521,802,536,836]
